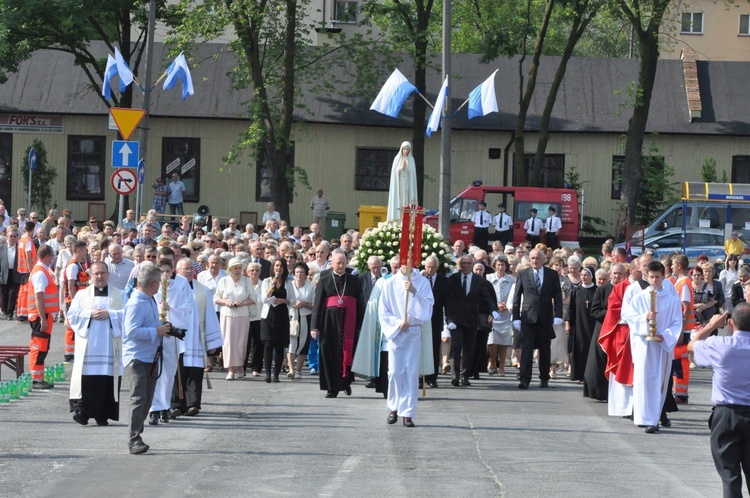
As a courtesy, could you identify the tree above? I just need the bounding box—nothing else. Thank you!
[700,157,729,183]
[634,138,678,226]
[21,140,58,214]
[614,0,672,239]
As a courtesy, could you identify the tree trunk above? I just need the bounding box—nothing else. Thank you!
[513,0,555,187]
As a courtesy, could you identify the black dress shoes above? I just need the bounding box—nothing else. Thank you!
[472,373,480,380]
[428,381,439,388]
[450,379,460,387]
[365,380,376,388]
[660,414,672,428]
[403,417,415,428]
[644,425,659,434]
[95,419,108,426]
[148,412,159,425]
[325,391,338,398]
[129,441,150,455]
[159,410,170,423]
[73,413,88,426]
[186,407,200,416]
[344,386,352,396]
[387,411,398,424]
[169,408,182,419]
[518,382,529,390]
[461,378,471,386]
[538,380,549,388]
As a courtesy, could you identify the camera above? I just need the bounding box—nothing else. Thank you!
[165,322,187,340]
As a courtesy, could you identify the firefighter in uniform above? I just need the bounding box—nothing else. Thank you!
[63,241,90,363]
[16,221,37,323]
[28,245,59,389]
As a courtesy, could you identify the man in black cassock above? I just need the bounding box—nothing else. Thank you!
[311,252,364,398]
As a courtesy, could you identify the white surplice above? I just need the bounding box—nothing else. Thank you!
[379,269,434,418]
[622,286,682,426]
[181,280,223,368]
[68,285,126,401]
[150,275,193,412]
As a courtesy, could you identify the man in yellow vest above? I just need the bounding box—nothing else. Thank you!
[16,221,38,323]
[27,245,58,389]
[670,254,695,403]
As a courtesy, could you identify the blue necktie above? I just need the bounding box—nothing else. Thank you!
[534,270,541,293]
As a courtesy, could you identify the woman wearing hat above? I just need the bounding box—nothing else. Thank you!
[214,257,258,380]
[567,265,598,384]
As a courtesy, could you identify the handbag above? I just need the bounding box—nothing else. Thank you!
[289,308,300,337]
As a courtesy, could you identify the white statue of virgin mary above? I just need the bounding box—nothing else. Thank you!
[386,141,418,222]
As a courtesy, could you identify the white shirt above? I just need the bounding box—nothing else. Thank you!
[524,217,542,236]
[545,215,562,233]
[106,258,135,290]
[532,267,544,288]
[262,211,281,223]
[493,212,512,232]
[31,262,51,293]
[471,210,491,228]
[6,244,16,269]
[167,180,186,204]
[197,269,227,297]
[222,228,242,240]
[460,272,473,295]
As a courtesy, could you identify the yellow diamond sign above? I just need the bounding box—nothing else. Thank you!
[109,107,146,141]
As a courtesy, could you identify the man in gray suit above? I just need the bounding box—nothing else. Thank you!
[512,249,563,389]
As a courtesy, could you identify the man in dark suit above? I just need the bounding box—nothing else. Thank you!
[0,227,20,320]
[358,255,383,304]
[512,248,563,389]
[249,241,272,280]
[445,255,496,386]
[423,255,448,388]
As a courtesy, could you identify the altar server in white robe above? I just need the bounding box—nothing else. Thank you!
[170,258,223,417]
[148,257,192,425]
[379,266,434,427]
[622,261,682,434]
[68,261,125,426]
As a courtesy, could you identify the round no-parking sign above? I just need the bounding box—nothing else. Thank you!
[111,168,137,195]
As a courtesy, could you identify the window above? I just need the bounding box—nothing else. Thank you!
[732,155,750,183]
[740,14,750,35]
[162,138,200,202]
[335,1,357,23]
[67,136,105,200]
[256,143,294,202]
[0,134,11,208]
[681,12,703,34]
[513,154,565,188]
[355,147,397,191]
[611,155,624,199]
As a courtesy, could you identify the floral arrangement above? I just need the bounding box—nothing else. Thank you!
[352,221,455,274]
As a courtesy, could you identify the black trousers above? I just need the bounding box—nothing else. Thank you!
[449,325,476,381]
[263,340,284,379]
[545,232,559,249]
[171,354,205,412]
[710,404,750,498]
[519,323,551,384]
[470,329,490,377]
[526,234,540,246]
[1,269,20,317]
[245,320,263,373]
[497,230,511,247]
[472,227,489,250]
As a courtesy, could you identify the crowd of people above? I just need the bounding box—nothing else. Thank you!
[4,194,749,493]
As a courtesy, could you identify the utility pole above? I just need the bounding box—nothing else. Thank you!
[137,0,157,221]
[438,0,452,237]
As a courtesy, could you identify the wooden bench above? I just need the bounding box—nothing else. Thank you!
[0,347,30,380]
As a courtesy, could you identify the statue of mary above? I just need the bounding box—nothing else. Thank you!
[386,141,418,221]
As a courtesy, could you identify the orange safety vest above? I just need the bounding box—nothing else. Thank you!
[16,234,37,273]
[27,264,60,318]
[63,259,90,303]
[672,275,696,331]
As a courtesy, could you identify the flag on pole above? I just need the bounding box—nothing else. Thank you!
[370,69,418,118]
[426,76,449,137]
[102,48,134,99]
[163,52,195,100]
[468,69,498,119]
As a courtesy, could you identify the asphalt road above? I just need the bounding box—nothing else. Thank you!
[0,320,725,497]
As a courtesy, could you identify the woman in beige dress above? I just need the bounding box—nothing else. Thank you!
[214,257,257,380]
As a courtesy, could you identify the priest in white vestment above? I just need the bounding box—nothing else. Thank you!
[68,261,126,426]
[149,259,192,424]
[170,258,223,417]
[379,266,434,427]
[622,261,682,433]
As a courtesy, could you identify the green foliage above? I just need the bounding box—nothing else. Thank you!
[700,157,729,183]
[635,137,679,226]
[564,165,608,236]
[21,140,57,214]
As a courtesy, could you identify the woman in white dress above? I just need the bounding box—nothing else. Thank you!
[286,263,315,379]
[486,256,516,376]
[386,141,418,221]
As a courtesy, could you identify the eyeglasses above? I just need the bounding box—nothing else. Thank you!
[145,254,157,260]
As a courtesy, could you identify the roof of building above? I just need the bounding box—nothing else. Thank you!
[0,42,748,136]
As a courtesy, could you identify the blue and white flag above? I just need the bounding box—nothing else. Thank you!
[370,69,417,118]
[426,76,449,137]
[163,52,194,100]
[468,69,498,119]
[102,47,134,99]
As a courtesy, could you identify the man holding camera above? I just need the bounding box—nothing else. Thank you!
[123,262,173,455]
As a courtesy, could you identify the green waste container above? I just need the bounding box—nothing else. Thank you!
[326,211,347,238]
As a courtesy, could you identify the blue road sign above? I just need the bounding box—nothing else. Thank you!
[137,159,145,185]
[29,148,37,171]
[111,140,139,168]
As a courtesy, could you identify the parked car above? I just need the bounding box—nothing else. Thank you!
[615,228,750,264]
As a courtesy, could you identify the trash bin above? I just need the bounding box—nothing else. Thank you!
[326,211,347,239]
[357,205,388,233]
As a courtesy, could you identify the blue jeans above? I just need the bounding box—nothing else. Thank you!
[169,203,184,216]
[307,337,319,371]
